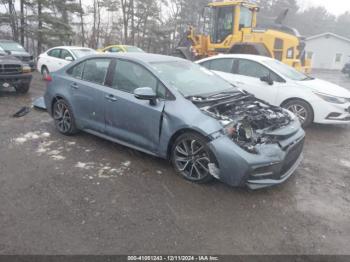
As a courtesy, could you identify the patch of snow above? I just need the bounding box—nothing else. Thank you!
[121,161,131,167]
[51,155,66,161]
[340,159,350,168]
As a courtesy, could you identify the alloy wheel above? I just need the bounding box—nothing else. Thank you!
[174,138,210,181]
[287,104,308,124]
[53,101,72,133]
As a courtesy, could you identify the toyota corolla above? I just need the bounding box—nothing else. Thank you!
[44,53,305,189]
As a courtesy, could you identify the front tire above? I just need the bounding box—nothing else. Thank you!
[14,82,30,94]
[282,99,314,128]
[171,133,214,183]
[53,99,78,135]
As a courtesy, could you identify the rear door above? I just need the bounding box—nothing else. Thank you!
[200,57,237,83]
[104,59,165,153]
[66,58,113,133]
[46,48,62,72]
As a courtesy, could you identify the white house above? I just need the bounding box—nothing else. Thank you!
[305,32,350,70]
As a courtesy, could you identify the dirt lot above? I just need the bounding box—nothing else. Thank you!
[0,71,350,255]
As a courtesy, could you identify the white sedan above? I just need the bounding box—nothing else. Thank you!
[37,46,96,76]
[197,54,350,127]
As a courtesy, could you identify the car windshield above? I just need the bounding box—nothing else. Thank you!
[71,49,96,58]
[0,42,26,52]
[264,59,312,81]
[151,60,238,97]
[124,46,144,53]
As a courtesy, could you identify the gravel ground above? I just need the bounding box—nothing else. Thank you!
[0,71,349,255]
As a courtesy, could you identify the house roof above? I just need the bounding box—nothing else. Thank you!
[306,32,350,44]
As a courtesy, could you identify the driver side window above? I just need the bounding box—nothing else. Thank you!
[237,59,284,82]
[112,60,169,99]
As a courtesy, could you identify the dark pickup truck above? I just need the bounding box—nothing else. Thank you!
[342,63,350,77]
[0,47,32,93]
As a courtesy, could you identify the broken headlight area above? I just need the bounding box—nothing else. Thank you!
[198,95,292,153]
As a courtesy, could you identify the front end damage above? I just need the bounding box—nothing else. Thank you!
[192,93,305,189]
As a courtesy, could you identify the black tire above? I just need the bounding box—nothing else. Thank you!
[171,132,214,183]
[14,82,30,94]
[52,99,78,135]
[282,99,314,128]
[41,66,49,78]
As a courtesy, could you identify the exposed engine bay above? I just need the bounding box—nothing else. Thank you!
[191,93,293,153]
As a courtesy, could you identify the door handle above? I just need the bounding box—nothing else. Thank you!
[70,83,79,89]
[105,94,117,102]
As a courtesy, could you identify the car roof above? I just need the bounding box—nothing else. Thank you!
[92,52,185,64]
[197,54,275,63]
[0,39,16,43]
[50,46,94,50]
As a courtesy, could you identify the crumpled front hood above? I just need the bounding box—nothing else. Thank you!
[296,78,350,98]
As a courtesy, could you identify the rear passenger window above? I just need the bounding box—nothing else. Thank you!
[209,58,234,73]
[67,62,84,79]
[82,59,111,85]
[112,60,157,93]
[48,49,61,58]
[199,61,211,69]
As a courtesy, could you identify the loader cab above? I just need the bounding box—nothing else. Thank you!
[207,1,258,44]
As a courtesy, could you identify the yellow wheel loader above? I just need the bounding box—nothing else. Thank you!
[174,0,311,73]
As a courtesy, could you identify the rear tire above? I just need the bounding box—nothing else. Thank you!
[14,82,30,94]
[171,132,214,183]
[52,99,78,136]
[41,66,49,79]
[282,99,314,128]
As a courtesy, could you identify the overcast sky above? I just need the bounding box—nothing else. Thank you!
[298,0,350,15]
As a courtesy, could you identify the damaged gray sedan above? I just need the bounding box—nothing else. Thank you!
[44,53,305,189]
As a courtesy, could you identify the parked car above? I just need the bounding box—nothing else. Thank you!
[342,62,350,76]
[197,54,350,127]
[0,39,35,70]
[37,46,96,77]
[0,46,32,93]
[98,45,145,53]
[44,53,305,189]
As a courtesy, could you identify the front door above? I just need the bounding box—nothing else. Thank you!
[231,59,282,105]
[104,59,165,153]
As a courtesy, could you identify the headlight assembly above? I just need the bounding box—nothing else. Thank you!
[314,92,348,104]
[22,64,32,73]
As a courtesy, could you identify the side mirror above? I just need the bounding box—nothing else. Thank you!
[5,50,11,55]
[65,56,73,61]
[134,87,157,105]
[260,75,274,85]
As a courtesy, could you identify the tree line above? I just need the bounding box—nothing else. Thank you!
[0,0,349,56]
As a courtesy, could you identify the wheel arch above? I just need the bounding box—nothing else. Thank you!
[280,97,315,121]
[41,64,48,74]
[51,95,69,116]
[166,128,211,160]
